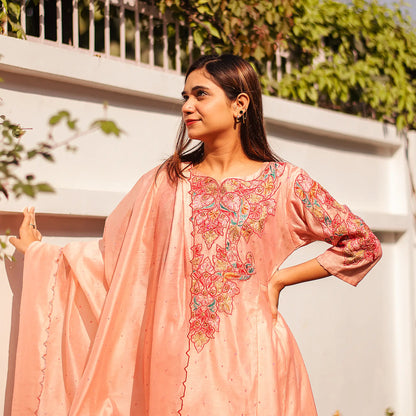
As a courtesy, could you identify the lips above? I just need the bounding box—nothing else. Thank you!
[185,119,200,126]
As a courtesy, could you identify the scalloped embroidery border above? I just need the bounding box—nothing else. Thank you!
[35,248,63,415]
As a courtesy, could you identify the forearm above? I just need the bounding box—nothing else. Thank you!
[270,258,331,291]
[267,258,329,317]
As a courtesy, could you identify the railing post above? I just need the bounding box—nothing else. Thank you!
[285,54,291,75]
[188,26,193,65]
[72,0,79,47]
[148,11,154,66]
[276,49,282,82]
[6,0,248,78]
[56,0,62,44]
[104,0,110,56]
[162,15,168,70]
[20,0,26,35]
[266,60,272,82]
[120,0,126,59]
[175,21,180,74]
[88,0,94,52]
[1,0,7,35]
[39,0,45,40]
[134,1,140,63]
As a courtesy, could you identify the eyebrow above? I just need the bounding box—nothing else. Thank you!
[181,85,211,96]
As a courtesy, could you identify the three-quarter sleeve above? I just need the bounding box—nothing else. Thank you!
[288,168,382,286]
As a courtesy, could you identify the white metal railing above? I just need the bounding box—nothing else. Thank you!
[1,0,290,79]
[2,0,194,74]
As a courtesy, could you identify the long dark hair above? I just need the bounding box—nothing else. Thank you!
[164,54,280,182]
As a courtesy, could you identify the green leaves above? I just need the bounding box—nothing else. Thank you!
[1,114,56,200]
[0,104,123,256]
[1,0,25,38]
[49,110,78,130]
[277,0,416,131]
[0,105,123,202]
[2,0,414,131]
[91,119,122,136]
[155,0,416,131]
[156,0,294,64]
[11,181,54,199]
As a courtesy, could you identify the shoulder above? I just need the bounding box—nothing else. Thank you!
[103,164,175,242]
[130,164,174,193]
[269,162,323,205]
[268,161,307,185]
[136,164,165,185]
[110,165,173,218]
[279,161,304,177]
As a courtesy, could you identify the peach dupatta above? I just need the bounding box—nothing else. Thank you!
[12,167,193,415]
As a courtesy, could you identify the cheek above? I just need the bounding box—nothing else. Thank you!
[217,110,234,126]
[207,102,233,121]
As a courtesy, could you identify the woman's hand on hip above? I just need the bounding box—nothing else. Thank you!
[267,259,331,319]
[268,270,285,320]
[9,207,42,254]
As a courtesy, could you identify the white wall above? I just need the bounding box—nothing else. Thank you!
[0,36,414,416]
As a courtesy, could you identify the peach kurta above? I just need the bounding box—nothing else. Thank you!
[12,162,382,415]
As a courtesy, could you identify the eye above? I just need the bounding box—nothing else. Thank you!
[196,89,208,98]
[181,94,189,102]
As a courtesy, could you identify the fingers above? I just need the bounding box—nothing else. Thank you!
[268,271,285,320]
[21,207,31,229]
[28,206,36,229]
[9,207,42,254]
[21,206,36,227]
[267,284,279,320]
[21,206,36,230]
[9,235,27,253]
[8,236,18,247]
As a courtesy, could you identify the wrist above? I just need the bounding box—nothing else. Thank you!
[270,269,287,292]
[25,239,42,254]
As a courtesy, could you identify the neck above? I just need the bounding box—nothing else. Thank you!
[194,136,264,182]
[202,139,247,173]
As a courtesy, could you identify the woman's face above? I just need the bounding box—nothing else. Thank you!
[181,69,237,143]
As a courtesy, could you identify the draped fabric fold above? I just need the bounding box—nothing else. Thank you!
[11,162,381,415]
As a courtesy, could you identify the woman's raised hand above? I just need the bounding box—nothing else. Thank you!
[9,207,42,254]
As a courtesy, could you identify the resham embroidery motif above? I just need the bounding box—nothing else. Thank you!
[294,173,379,265]
[188,162,284,352]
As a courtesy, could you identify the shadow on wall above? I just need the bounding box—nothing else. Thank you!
[3,251,24,416]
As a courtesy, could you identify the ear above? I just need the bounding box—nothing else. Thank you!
[233,93,250,118]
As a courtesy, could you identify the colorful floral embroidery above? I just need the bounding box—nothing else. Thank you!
[188,162,284,352]
[294,173,380,265]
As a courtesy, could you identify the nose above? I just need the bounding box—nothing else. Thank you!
[182,97,195,114]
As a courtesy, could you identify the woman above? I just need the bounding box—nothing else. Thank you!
[10,54,382,415]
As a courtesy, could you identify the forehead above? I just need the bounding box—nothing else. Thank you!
[183,69,221,91]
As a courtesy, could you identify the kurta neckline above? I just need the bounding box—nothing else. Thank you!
[188,161,271,185]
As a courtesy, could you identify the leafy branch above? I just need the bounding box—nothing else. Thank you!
[0,108,122,200]
[278,0,416,131]
[157,0,295,62]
